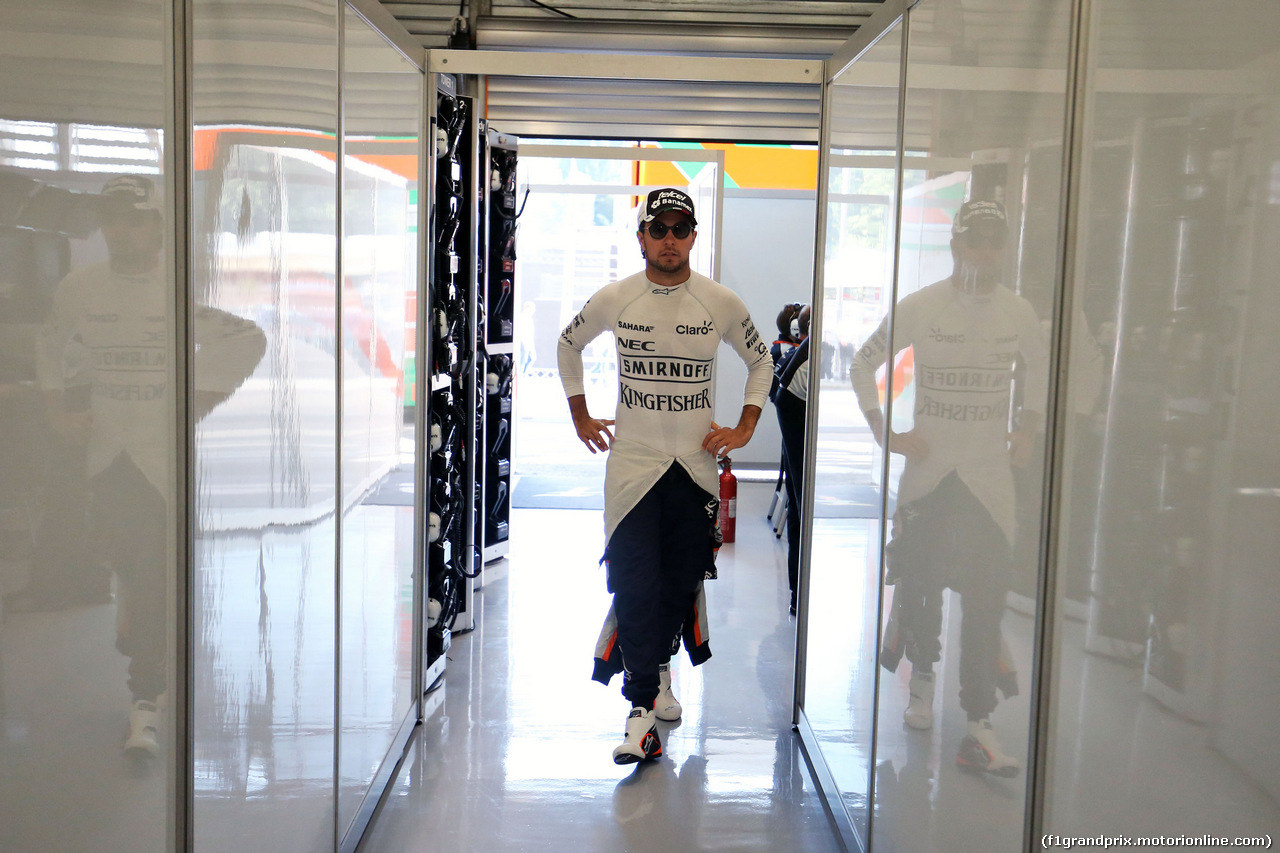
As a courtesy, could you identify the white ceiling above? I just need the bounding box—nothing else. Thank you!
[384,0,882,49]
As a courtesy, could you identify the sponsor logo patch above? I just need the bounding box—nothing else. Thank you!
[676,320,714,336]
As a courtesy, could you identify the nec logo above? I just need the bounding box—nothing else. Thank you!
[676,320,714,336]
[618,338,656,352]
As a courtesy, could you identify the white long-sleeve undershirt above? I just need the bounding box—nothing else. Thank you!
[558,269,772,540]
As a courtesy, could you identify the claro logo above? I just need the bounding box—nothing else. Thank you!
[929,326,965,344]
[676,320,714,336]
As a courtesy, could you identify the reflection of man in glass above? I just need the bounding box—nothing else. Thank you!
[37,176,265,757]
[851,199,1047,777]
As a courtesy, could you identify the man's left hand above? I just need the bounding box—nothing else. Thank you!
[703,420,752,458]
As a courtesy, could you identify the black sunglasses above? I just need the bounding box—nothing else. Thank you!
[644,220,693,240]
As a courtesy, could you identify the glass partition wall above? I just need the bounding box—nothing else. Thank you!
[0,1,181,850]
[1044,0,1280,843]
[190,1,341,849]
[190,3,423,852]
[873,4,1071,852]
[800,1,1280,851]
[338,8,422,843]
[801,18,904,844]
[0,2,424,851]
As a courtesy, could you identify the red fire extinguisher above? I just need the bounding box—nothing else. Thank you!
[718,456,738,544]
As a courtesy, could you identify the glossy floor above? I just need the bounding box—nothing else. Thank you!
[358,483,845,853]
[361,480,1280,853]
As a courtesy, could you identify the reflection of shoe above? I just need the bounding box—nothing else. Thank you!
[956,719,1020,777]
[904,672,934,730]
[124,700,159,757]
[612,770,658,824]
[655,664,681,721]
[613,708,661,765]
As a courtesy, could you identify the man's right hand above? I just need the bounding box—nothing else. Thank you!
[889,429,930,462]
[568,394,614,454]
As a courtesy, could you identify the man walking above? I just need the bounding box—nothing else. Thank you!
[558,188,773,764]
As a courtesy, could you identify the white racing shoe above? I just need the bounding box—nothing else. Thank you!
[956,719,1021,777]
[125,699,159,757]
[612,707,662,765]
[655,664,682,722]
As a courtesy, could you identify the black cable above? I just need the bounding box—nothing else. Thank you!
[456,545,483,579]
[526,0,576,18]
[492,186,530,221]
[438,571,460,628]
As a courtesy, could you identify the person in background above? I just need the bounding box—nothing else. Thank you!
[766,302,803,530]
[558,188,773,765]
[772,304,810,616]
[769,303,801,387]
[839,337,855,384]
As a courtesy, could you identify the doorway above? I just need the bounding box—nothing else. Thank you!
[509,141,725,511]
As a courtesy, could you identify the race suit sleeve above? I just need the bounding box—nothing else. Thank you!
[556,287,615,400]
[193,305,267,396]
[719,295,773,411]
[1015,297,1050,418]
[850,312,897,414]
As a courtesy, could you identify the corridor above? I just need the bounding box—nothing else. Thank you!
[358,484,844,852]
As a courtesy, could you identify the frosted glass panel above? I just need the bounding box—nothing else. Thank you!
[1045,0,1280,839]
[338,7,421,840]
[0,2,179,850]
[190,1,339,850]
[859,4,1071,851]
[803,20,903,839]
